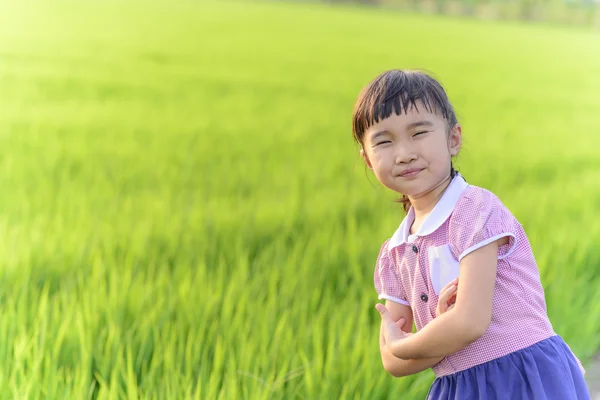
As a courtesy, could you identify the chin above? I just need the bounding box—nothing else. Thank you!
[393,180,427,195]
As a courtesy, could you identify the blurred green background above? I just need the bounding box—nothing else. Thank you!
[0,0,599,398]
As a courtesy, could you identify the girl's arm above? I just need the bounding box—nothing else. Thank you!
[386,238,505,360]
[381,335,444,377]
[379,300,444,377]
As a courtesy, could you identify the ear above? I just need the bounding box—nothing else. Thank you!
[360,148,373,169]
[448,124,462,157]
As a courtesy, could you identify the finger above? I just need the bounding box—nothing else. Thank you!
[375,304,394,324]
[440,279,459,297]
[439,284,457,304]
[437,283,457,317]
[439,281,457,298]
[377,305,404,344]
[436,297,448,316]
[436,300,448,317]
[395,318,406,330]
[448,292,457,305]
[440,278,459,293]
[376,304,398,338]
[436,306,443,317]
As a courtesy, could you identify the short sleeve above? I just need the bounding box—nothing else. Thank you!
[374,240,410,306]
[448,189,518,262]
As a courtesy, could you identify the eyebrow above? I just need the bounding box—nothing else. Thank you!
[371,131,389,141]
[406,120,435,129]
[370,120,435,141]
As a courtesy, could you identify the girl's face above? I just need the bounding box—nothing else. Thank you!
[360,101,461,199]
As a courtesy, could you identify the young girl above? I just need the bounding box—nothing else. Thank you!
[353,69,590,399]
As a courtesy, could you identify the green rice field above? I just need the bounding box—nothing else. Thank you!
[0,0,599,398]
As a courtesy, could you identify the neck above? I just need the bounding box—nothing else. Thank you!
[407,174,453,220]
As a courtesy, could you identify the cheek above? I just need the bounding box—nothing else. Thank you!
[369,154,393,179]
[369,150,385,165]
[424,139,451,162]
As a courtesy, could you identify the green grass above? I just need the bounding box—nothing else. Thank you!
[0,0,599,398]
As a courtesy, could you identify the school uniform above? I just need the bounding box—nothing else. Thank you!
[375,174,590,399]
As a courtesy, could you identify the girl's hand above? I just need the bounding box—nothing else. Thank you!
[436,278,458,317]
[379,315,410,348]
[376,303,413,352]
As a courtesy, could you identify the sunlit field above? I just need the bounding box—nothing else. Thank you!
[0,0,599,398]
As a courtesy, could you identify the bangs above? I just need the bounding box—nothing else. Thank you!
[352,70,457,144]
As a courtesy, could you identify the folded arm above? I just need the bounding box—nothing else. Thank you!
[387,238,505,360]
[379,300,444,377]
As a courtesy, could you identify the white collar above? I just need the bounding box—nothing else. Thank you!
[388,174,469,252]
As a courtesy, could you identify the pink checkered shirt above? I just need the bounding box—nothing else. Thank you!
[374,174,585,377]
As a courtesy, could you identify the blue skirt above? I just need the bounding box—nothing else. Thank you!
[427,335,590,400]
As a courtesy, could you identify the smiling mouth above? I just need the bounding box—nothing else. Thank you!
[398,168,423,178]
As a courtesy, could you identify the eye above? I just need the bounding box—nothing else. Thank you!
[375,140,391,146]
[413,131,428,137]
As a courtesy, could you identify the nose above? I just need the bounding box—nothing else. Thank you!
[394,143,417,164]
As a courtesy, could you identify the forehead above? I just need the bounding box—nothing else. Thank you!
[366,102,445,137]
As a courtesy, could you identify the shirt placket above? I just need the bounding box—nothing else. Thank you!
[407,235,430,309]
